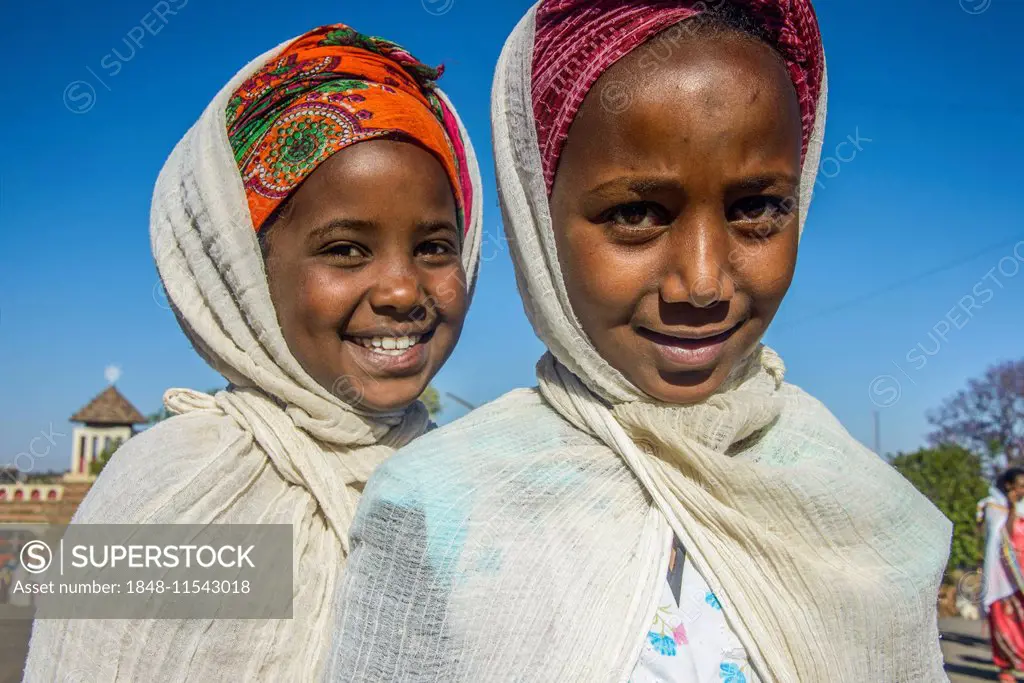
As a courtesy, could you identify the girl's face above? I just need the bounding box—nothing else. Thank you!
[550,31,803,405]
[264,139,467,412]
[1009,475,1024,502]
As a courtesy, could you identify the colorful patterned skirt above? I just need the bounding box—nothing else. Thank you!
[990,592,1024,670]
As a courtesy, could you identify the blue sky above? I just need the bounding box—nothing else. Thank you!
[1,0,1022,473]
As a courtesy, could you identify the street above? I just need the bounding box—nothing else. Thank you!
[0,609,32,683]
[0,615,1009,682]
[941,616,1008,682]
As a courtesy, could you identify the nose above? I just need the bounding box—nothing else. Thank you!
[659,209,735,308]
[367,258,426,316]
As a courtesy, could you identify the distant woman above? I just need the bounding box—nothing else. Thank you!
[328,1,952,681]
[24,23,481,681]
[980,467,1024,682]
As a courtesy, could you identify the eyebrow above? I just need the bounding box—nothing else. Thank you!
[307,218,459,243]
[586,176,683,198]
[307,219,377,243]
[728,174,800,193]
[586,172,800,199]
[416,219,459,234]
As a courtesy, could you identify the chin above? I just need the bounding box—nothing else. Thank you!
[352,376,430,414]
[645,372,726,405]
[642,339,761,404]
[644,349,749,404]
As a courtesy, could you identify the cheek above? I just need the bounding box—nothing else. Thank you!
[426,264,469,325]
[557,220,647,322]
[729,233,798,309]
[284,263,364,331]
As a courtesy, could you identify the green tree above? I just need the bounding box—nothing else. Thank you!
[146,406,172,425]
[891,444,989,578]
[90,440,123,476]
[24,471,65,484]
[419,385,443,419]
[927,359,1024,475]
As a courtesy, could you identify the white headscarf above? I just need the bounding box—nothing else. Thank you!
[495,5,949,680]
[499,4,951,680]
[327,4,951,681]
[979,485,1024,611]
[151,35,483,551]
[23,33,482,683]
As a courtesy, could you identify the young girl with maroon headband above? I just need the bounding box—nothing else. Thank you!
[328,3,951,681]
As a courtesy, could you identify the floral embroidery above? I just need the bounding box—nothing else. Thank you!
[631,537,758,683]
[648,631,677,656]
[720,662,747,682]
[646,602,681,656]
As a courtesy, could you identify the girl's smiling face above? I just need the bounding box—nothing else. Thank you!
[549,30,803,405]
[263,139,467,412]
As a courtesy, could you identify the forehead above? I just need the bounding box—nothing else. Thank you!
[564,34,802,171]
[293,140,456,212]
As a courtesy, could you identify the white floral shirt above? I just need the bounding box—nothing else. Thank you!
[629,538,759,683]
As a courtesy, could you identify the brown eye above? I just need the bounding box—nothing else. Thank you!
[729,196,792,224]
[415,240,457,261]
[603,202,669,230]
[323,242,369,263]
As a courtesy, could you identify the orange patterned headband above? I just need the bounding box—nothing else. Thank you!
[226,24,469,232]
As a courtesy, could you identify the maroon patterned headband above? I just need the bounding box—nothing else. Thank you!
[531,0,825,194]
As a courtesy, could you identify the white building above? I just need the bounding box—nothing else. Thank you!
[65,385,146,482]
[0,385,146,510]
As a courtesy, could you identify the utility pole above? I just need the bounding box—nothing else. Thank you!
[873,410,881,455]
[445,392,477,411]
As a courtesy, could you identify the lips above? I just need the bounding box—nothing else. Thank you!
[637,320,744,370]
[342,328,436,377]
[345,328,436,356]
[637,323,741,346]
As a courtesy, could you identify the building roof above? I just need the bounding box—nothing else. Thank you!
[70,386,146,425]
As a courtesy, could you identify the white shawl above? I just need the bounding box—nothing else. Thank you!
[327,5,951,682]
[979,486,1020,611]
[23,35,482,683]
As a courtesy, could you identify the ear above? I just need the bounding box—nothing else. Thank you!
[257,197,296,258]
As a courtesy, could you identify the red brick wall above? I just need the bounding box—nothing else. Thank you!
[0,482,92,525]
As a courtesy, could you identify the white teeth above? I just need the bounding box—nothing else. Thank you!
[354,334,425,354]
